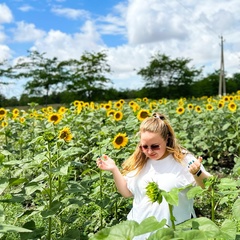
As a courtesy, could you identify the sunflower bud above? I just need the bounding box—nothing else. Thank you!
[146,182,163,204]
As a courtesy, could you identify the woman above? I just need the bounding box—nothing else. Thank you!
[97,112,211,239]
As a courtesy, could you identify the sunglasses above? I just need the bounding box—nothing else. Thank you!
[140,144,161,151]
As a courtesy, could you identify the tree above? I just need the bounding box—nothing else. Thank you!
[0,59,13,100]
[137,52,202,98]
[66,51,112,100]
[14,50,70,105]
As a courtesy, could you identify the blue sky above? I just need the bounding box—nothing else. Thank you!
[0,0,240,99]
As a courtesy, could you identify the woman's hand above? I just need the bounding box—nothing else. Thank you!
[97,154,118,172]
[188,156,202,175]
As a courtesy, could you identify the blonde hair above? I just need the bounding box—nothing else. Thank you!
[121,112,187,175]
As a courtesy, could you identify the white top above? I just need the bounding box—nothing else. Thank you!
[125,153,202,239]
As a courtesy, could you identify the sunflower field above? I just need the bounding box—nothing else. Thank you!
[0,94,240,240]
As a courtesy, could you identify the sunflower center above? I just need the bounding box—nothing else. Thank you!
[140,112,148,118]
[116,136,124,144]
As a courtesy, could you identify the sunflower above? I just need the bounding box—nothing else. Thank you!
[206,104,214,111]
[143,97,148,103]
[41,108,48,113]
[228,101,237,112]
[104,103,111,110]
[76,105,82,115]
[100,103,105,108]
[58,127,73,142]
[229,96,234,101]
[113,111,123,121]
[1,121,8,127]
[19,117,25,123]
[187,104,194,110]
[176,107,185,115]
[158,99,163,104]
[47,106,53,113]
[58,106,67,114]
[73,100,81,106]
[223,96,229,102]
[107,109,115,117]
[132,104,140,112]
[149,102,158,110]
[128,101,136,107]
[83,102,90,108]
[218,101,225,108]
[178,99,184,106]
[114,101,122,109]
[195,105,202,113]
[137,109,150,121]
[90,102,95,109]
[0,108,7,117]
[112,133,128,149]
[119,99,125,104]
[48,113,62,124]
[12,108,20,116]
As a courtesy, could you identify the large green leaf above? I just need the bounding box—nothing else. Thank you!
[162,188,179,206]
[0,223,32,233]
[148,228,175,240]
[219,219,237,240]
[191,217,220,238]
[233,198,240,220]
[134,216,166,236]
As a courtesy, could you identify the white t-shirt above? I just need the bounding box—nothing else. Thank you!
[125,153,202,239]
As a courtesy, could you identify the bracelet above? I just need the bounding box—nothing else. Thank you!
[195,169,202,177]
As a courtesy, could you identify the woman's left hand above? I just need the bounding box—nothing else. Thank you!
[188,156,202,175]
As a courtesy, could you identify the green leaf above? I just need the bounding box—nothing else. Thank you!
[59,162,71,175]
[0,195,25,203]
[218,178,238,190]
[25,182,43,195]
[20,220,45,240]
[191,217,220,238]
[90,220,138,240]
[41,201,61,218]
[222,122,231,131]
[0,223,32,233]
[61,229,81,240]
[176,229,208,240]
[9,178,27,186]
[0,150,11,156]
[162,188,179,206]
[0,205,5,222]
[219,219,236,240]
[148,228,174,240]
[134,216,166,236]
[0,178,8,195]
[187,186,204,199]
[233,198,240,220]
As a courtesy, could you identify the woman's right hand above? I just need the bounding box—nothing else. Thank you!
[96,154,117,172]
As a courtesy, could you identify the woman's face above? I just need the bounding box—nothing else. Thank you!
[140,131,167,160]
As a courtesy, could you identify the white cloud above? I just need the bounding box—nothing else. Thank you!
[0,3,13,24]
[51,7,89,20]
[18,5,34,12]
[12,21,46,42]
[0,44,12,61]
[0,29,6,43]
[32,20,104,60]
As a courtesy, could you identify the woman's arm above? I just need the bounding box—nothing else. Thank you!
[97,155,133,198]
[188,156,212,188]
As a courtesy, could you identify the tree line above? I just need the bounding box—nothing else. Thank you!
[0,50,240,107]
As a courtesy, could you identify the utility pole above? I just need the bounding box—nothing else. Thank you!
[218,35,226,96]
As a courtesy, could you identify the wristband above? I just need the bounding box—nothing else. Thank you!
[195,169,202,177]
